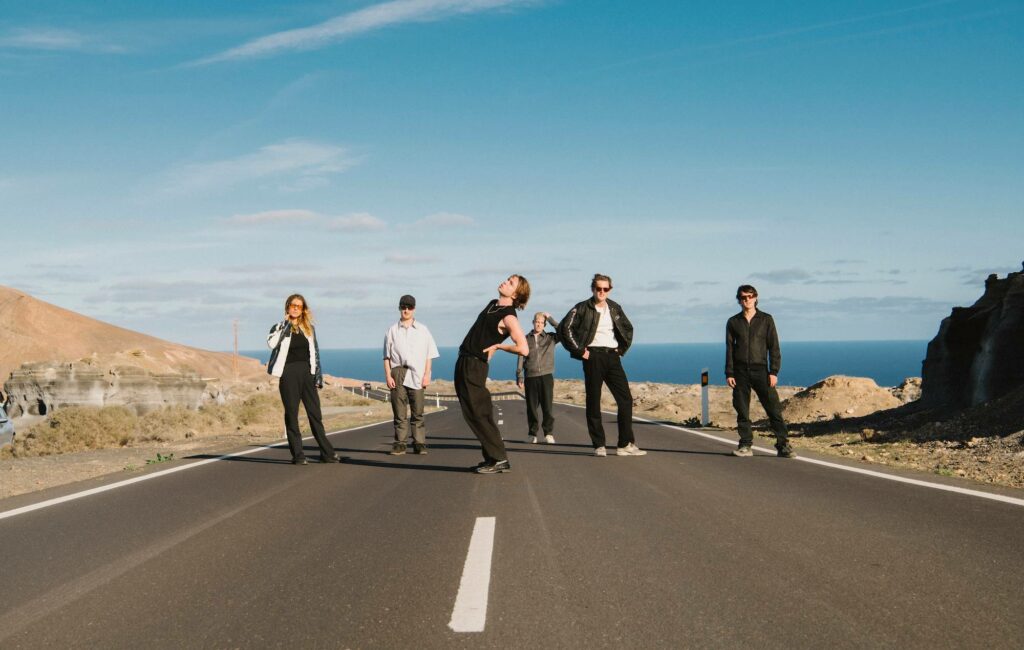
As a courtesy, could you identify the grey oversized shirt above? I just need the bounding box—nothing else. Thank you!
[516,316,560,381]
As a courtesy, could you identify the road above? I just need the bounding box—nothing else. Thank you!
[1,399,1023,649]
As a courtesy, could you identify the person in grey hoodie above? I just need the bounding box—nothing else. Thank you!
[516,312,560,444]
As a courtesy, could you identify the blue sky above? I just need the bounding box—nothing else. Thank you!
[2,0,1021,351]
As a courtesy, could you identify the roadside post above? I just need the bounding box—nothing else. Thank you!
[700,368,709,427]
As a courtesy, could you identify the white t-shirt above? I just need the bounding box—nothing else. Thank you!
[590,304,618,348]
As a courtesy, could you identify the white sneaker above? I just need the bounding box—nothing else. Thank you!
[528,436,538,444]
[616,443,647,456]
[594,446,607,457]
[545,434,555,444]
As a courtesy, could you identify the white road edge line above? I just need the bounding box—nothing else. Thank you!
[0,419,392,521]
[556,401,1024,508]
[449,516,496,633]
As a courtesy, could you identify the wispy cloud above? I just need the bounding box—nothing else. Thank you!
[640,280,684,292]
[410,211,476,229]
[193,0,542,65]
[384,253,440,264]
[328,212,388,232]
[227,209,319,225]
[0,27,124,53]
[162,139,356,194]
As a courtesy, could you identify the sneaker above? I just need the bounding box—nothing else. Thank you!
[615,443,647,456]
[413,443,428,455]
[321,454,342,463]
[475,460,511,474]
[777,444,796,459]
[528,436,538,444]
[545,434,555,444]
[388,442,407,456]
[292,457,308,465]
[594,446,607,457]
[732,445,753,457]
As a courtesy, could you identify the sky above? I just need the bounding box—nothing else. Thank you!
[2,0,1022,351]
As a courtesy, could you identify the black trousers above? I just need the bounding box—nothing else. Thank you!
[732,365,789,447]
[279,362,335,461]
[582,348,635,449]
[524,374,555,436]
[454,355,508,463]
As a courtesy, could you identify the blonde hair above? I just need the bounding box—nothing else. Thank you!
[533,311,547,322]
[284,294,314,337]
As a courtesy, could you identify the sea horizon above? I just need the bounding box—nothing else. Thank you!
[242,340,929,388]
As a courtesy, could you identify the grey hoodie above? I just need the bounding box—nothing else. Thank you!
[516,316,560,381]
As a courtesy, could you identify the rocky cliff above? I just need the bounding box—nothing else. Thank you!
[921,263,1024,409]
[3,361,214,417]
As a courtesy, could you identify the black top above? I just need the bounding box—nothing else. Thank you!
[725,310,782,377]
[286,329,310,364]
[459,300,516,362]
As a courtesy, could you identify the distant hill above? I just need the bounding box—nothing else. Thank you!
[0,285,264,383]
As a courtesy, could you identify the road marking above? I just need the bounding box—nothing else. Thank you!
[0,419,392,521]
[449,516,496,633]
[556,401,1024,508]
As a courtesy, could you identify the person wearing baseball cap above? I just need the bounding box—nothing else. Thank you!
[383,294,439,455]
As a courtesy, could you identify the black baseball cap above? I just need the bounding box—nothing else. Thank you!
[399,295,416,308]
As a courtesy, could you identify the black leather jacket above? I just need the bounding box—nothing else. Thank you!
[558,298,634,359]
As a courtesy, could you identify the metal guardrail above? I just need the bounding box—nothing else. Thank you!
[344,386,523,405]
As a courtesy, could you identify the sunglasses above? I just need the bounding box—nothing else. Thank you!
[594,287,612,293]
[400,305,415,310]
[738,295,757,301]
[288,303,304,309]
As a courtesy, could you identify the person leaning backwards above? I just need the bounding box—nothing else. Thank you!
[725,284,795,458]
[383,294,440,456]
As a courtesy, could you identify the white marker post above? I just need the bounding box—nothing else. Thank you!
[700,367,709,427]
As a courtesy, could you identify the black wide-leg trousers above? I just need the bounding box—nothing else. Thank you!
[732,365,789,447]
[582,348,635,449]
[454,354,508,463]
[279,362,335,461]
[524,373,555,436]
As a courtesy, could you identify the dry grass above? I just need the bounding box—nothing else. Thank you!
[1,389,379,459]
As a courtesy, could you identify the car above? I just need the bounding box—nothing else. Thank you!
[0,404,14,448]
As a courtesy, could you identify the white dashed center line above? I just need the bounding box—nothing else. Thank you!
[449,516,496,633]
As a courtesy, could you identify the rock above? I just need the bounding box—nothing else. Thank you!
[3,361,207,417]
[890,377,923,403]
[782,375,901,423]
[921,263,1024,409]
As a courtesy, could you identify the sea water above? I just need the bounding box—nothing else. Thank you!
[244,341,927,388]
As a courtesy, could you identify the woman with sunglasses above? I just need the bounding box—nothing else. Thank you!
[558,273,645,457]
[267,294,340,465]
[455,275,531,474]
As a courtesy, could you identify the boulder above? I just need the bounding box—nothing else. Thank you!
[3,361,207,417]
[782,375,901,424]
[921,263,1024,409]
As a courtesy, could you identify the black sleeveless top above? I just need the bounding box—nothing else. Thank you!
[459,300,516,362]
[285,329,310,364]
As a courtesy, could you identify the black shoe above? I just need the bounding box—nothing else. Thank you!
[389,442,407,456]
[292,457,308,465]
[777,444,796,458]
[475,460,511,474]
[321,454,342,463]
[413,444,428,455]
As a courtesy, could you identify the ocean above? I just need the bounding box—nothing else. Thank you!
[244,340,928,388]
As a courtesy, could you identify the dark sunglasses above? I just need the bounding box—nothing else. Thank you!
[738,294,757,301]
[400,305,415,310]
[594,287,612,293]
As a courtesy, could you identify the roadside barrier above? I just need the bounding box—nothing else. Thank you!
[343,385,523,404]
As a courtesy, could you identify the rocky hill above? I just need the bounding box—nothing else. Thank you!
[921,262,1024,410]
[0,285,264,385]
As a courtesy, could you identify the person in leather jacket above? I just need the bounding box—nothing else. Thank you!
[558,274,646,457]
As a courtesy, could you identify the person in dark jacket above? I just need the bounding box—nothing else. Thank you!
[559,274,646,457]
[725,285,794,458]
[516,312,560,444]
[267,294,341,465]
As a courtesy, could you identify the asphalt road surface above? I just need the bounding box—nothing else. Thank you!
[2,399,1023,649]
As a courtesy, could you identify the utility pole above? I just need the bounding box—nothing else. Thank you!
[233,319,239,379]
